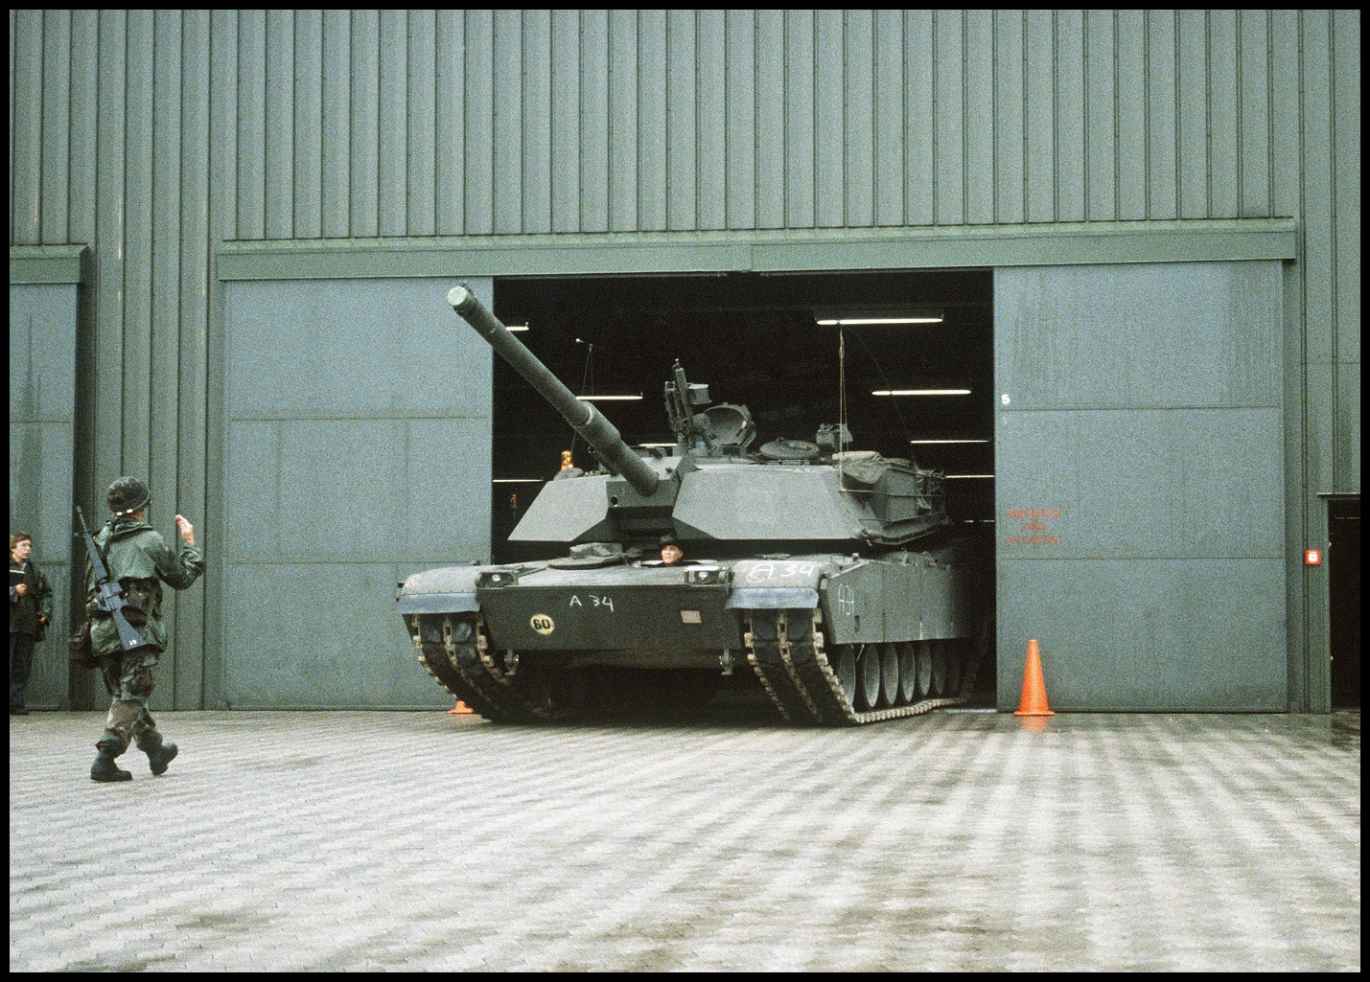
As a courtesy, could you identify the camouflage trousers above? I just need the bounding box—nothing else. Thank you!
[95,647,162,755]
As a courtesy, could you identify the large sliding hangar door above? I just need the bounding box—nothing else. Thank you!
[217,277,496,708]
[994,261,1286,711]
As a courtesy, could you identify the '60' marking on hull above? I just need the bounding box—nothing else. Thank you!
[530,614,555,635]
[568,594,616,613]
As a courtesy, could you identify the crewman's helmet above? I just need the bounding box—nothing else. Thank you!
[107,476,151,516]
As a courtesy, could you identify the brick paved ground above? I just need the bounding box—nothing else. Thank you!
[8,706,1361,971]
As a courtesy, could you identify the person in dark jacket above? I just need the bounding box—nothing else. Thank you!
[9,530,53,715]
[84,477,205,783]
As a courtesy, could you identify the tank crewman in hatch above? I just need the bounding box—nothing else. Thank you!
[84,477,205,783]
[659,534,684,566]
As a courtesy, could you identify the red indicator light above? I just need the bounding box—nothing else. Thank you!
[1303,548,1323,567]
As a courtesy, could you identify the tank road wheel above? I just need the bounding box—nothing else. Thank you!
[878,643,901,707]
[897,642,918,704]
[856,644,882,710]
[930,641,949,696]
[833,645,859,705]
[915,643,937,698]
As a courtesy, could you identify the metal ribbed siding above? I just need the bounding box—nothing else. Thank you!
[7,9,1361,708]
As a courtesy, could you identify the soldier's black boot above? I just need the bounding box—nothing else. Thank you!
[137,732,178,776]
[90,741,132,783]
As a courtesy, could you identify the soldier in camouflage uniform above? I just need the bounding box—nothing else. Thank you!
[85,477,205,783]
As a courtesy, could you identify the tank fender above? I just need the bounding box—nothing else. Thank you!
[725,558,834,611]
[396,564,482,615]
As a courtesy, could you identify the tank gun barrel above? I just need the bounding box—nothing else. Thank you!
[446,285,660,496]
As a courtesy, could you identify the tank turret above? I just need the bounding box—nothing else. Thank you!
[446,282,949,551]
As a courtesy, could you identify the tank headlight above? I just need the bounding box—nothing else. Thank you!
[478,570,520,588]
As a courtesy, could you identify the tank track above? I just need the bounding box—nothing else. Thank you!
[408,614,551,722]
[744,609,986,725]
[409,609,985,726]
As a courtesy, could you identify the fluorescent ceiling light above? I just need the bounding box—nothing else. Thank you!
[872,389,971,397]
[817,316,943,326]
[944,474,994,479]
[639,442,677,448]
[493,478,544,483]
[506,323,529,333]
[910,438,989,445]
[576,394,643,401]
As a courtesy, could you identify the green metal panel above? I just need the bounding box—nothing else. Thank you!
[843,9,875,228]
[322,11,350,237]
[965,11,994,225]
[121,10,153,482]
[8,283,79,709]
[995,261,1286,710]
[609,10,639,231]
[1085,10,1115,222]
[1056,11,1086,222]
[11,9,41,243]
[725,10,755,230]
[378,10,407,238]
[492,9,523,235]
[933,10,964,226]
[464,10,493,235]
[1332,11,1361,372]
[579,9,611,233]
[522,11,552,233]
[905,10,934,225]
[1116,11,1146,220]
[695,10,725,231]
[40,10,71,244]
[992,11,1024,225]
[217,276,493,708]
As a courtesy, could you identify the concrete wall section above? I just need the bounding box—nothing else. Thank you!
[995,261,1286,710]
[216,276,494,708]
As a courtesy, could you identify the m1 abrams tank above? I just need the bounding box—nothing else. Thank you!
[395,284,992,725]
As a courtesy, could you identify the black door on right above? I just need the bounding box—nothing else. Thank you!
[1328,497,1361,710]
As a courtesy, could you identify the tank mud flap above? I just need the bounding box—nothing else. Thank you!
[744,610,987,726]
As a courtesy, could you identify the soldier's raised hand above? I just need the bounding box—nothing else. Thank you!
[175,515,196,546]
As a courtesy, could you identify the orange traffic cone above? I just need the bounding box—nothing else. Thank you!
[1014,639,1055,716]
[448,699,474,715]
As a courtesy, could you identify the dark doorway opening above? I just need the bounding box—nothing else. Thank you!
[1327,496,1360,710]
[491,269,997,703]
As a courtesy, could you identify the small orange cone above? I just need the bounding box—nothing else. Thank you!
[1014,639,1055,716]
[448,699,474,715]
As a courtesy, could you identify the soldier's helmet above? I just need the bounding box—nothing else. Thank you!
[107,476,151,516]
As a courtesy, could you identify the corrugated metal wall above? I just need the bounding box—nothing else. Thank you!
[8,9,1360,707]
